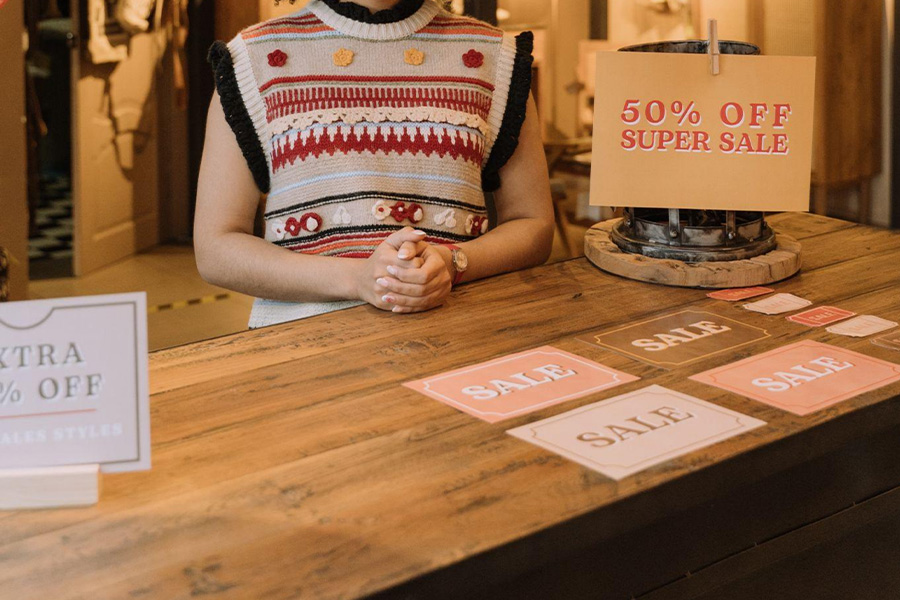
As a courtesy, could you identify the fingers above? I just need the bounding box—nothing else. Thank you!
[386,251,448,285]
[396,240,428,261]
[377,269,451,312]
[390,304,440,314]
[385,264,428,285]
[380,291,446,313]
[376,277,429,298]
[380,256,423,277]
[383,226,426,250]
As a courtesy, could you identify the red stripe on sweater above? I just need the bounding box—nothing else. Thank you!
[260,75,495,93]
[285,230,390,249]
[264,86,492,122]
[283,232,463,255]
[271,125,485,170]
[244,25,333,38]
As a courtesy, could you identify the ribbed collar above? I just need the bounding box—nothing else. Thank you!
[319,0,425,24]
[308,0,440,40]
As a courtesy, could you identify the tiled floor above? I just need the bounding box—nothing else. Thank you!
[28,222,588,352]
[29,174,75,280]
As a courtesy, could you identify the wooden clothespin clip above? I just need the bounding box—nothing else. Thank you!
[708,19,720,76]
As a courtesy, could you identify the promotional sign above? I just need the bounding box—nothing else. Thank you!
[827,315,897,338]
[786,306,855,327]
[0,293,150,472]
[578,310,769,369]
[507,385,765,481]
[743,293,811,315]
[690,340,900,416]
[403,346,639,423]
[707,287,773,302]
[590,52,816,211]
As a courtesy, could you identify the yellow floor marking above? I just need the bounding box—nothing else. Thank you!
[149,293,231,314]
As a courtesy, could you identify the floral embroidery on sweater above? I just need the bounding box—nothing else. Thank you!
[404,48,425,65]
[267,49,288,67]
[333,48,355,66]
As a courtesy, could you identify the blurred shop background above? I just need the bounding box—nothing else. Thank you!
[0,0,896,350]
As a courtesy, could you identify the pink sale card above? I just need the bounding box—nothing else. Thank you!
[403,346,639,423]
[786,306,856,327]
[707,287,774,302]
[690,340,900,416]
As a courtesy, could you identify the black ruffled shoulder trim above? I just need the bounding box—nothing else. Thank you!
[482,31,534,193]
[319,0,425,24]
[207,40,271,194]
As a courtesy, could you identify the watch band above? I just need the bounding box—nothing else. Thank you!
[446,244,465,286]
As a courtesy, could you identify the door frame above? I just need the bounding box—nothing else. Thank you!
[893,0,900,228]
[0,0,29,300]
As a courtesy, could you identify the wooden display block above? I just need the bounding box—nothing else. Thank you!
[0,464,100,510]
[585,219,802,288]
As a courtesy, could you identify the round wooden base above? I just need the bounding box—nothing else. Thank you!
[584,219,802,289]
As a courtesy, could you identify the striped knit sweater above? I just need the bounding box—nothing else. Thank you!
[208,0,534,328]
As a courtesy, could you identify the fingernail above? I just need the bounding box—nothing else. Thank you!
[376,278,389,287]
[398,250,410,259]
[413,230,426,235]
[386,266,398,276]
[392,306,402,313]
[382,295,395,303]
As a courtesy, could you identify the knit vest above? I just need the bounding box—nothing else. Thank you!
[208,0,533,328]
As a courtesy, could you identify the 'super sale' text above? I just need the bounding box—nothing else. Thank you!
[620,100,793,155]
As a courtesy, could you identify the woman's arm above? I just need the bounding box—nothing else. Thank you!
[194,92,424,309]
[448,92,555,281]
[379,93,555,312]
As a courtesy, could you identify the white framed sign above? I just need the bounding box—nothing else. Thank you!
[0,293,150,473]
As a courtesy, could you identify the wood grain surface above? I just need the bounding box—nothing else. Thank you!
[2,214,899,600]
[583,219,802,288]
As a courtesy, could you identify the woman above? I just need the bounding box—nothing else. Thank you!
[195,0,553,328]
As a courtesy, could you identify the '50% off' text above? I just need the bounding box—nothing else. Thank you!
[619,99,792,156]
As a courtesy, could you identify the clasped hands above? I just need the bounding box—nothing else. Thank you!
[355,227,454,313]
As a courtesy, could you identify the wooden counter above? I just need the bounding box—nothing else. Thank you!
[3,214,900,599]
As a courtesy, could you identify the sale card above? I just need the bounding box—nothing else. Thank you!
[0,293,150,472]
[827,315,898,338]
[507,385,766,481]
[404,346,639,423]
[707,287,774,302]
[590,52,816,211]
[743,293,812,315]
[786,306,856,327]
[577,310,769,369]
[690,340,900,416]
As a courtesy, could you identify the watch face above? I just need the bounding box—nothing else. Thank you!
[454,250,469,271]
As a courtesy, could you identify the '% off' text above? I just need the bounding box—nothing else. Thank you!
[620,99,792,156]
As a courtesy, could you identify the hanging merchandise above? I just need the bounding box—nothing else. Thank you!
[87,0,162,63]
[116,0,157,34]
[87,0,129,63]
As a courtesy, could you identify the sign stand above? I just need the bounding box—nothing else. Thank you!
[584,20,804,288]
[0,465,101,510]
[0,291,151,511]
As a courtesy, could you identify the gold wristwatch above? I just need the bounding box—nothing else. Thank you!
[447,244,468,286]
